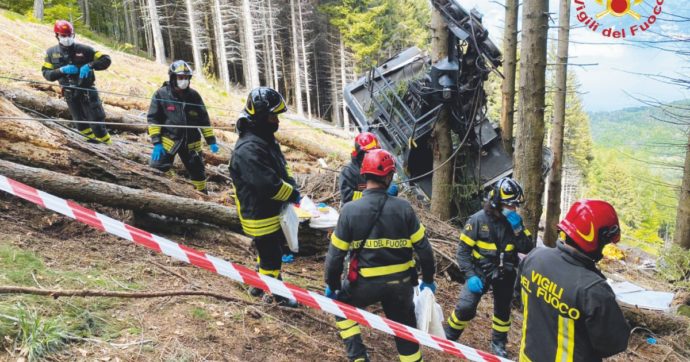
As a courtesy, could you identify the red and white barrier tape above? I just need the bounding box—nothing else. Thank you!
[0,175,509,362]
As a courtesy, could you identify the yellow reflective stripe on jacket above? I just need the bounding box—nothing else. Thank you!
[505,244,515,252]
[201,127,214,138]
[331,233,350,251]
[472,249,484,259]
[161,137,175,152]
[271,181,293,201]
[555,315,575,362]
[410,224,425,244]
[352,191,363,201]
[352,238,412,249]
[460,233,476,247]
[519,289,531,362]
[359,260,414,278]
[234,192,281,237]
[476,240,497,250]
[43,62,54,69]
[399,350,422,362]
[188,140,202,152]
[94,51,103,60]
[148,125,161,137]
[524,229,532,237]
[286,164,294,178]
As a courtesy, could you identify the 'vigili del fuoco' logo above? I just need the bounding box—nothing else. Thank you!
[574,0,665,38]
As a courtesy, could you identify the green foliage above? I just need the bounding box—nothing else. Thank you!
[41,1,81,25]
[0,304,68,361]
[0,245,46,285]
[659,244,690,290]
[191,306,210,321]
[320,0,430,71]
[0,0,32,14]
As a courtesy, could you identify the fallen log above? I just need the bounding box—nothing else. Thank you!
[0,159,329,254]
[0,86,147,133]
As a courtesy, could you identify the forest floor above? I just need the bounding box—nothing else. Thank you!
[1,10,689,362]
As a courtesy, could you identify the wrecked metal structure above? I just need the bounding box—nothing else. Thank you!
[344,0,550,218]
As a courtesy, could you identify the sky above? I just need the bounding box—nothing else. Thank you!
[459,0,690,112]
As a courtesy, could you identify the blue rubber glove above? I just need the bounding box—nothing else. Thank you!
[79,63,92,79]
[151,143,166,161]
[502,209,524,232]
[419,281,437,294]
[467,276,484,294]
[387,183,399,196]
[209,143,219,153]
[325,285,337,299]
[60,65,78,75]
[281,254,294,264]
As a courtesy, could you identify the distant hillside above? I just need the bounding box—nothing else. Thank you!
[589,100,689,180]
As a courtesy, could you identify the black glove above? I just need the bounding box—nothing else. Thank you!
[288,189,302,203]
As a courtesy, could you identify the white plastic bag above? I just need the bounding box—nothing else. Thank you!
[413,286,445,337]
[280,204,299,253]
[309,206,339,229]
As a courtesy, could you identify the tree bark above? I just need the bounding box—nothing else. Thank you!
[500,0,518,156]
[84,0,91,27]
[241,0,260,89]
[339,36,349,130]
[267,0,280,90]
[185,0,205,80]
[122,0,133,46]
[33,0,44,20]
[544,0,572,247]
[429,7,453,221]
[163,4,175,60]
[514,0,549,237]
[674,130,690,248]
[146,0,166,64]
[212,0,231,92]
[290,0,304,115]
[329,35,341,126]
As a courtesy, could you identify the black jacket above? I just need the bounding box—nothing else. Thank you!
[457,208,533,281]
[147,82,215,153]
[42,43,111,88]
[325,189,435,290]
[339,157,367,205]
[516,242,630,361]
[229,128,299,237]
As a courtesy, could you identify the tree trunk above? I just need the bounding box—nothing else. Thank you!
[122,0,133,46]
[0,159,238,230]
[298,0,311,118]
[500,0,518,156]
[339,36,349,130]
[241,0,260,89]
[212,0,231,92]
[146,0,166,64]
[185,0,205,80]
[141,0,153,58]
[267,0,280,90]
[675,130,690,248]
[33,0,44,20]
[429,8,453,221]
[314,49,321,118]
[0,87,146,133]
[544,0,571,247]
[290,0,304,115]
[163,5,175,60]
[128,0,140,49]
[514,0,549,237]
[84,0,91,27]
[330,36,341,126]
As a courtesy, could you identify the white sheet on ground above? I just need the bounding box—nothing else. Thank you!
[608,280,674,312]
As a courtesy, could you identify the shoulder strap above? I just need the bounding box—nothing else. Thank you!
[354,194,388,252]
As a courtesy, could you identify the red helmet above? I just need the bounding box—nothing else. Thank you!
[361,149,395,177]
[352,132,380,158]
[54,20,74,37]
[558,199,621,253]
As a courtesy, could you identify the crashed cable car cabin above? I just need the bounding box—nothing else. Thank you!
[343,0,551,219]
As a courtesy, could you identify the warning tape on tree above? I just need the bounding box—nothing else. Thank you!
[0,175,509,362]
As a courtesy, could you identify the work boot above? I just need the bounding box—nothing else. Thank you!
[274,295,299,308]
[444,324,463,341]
[248,286,264,298]
[490,339,508,358]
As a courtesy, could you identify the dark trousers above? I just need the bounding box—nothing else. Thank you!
[149,142,207,191]
[253,231,285,278]
[64,87,110,143]
[334,277,421,362]
[448,272,515,343]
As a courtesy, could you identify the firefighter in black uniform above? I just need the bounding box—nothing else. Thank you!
[229,87,300,307]
[324,149,436,362]
[147,60,219,194]
[42,20,112,144]
[339,132,380,205]
[444,177,534,357]
[517,199,630,361]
